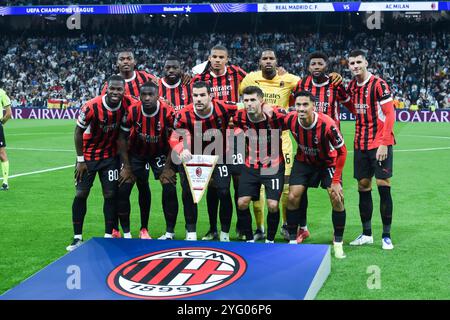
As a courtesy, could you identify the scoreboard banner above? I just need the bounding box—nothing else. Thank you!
[0,2,447,16]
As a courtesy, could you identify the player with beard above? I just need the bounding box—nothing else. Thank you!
[169,81,238,241]
[292,51,352,243]
[117,81,176,240]
[192,45,246,241]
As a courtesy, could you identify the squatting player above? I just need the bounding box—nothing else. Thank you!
[67,75,138,251]
[346,49,396,250]
[234,86,287,243]
[117,81,176,240]
[285,91,348,259]
[292,51,351,243]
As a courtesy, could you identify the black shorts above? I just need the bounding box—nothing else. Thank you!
[129,154,175,181]
[0,123,6,148]
[354,146,393,180]
[76,156,120,193]
[211,164,232,190]
[238,164,285,201]
[290,160,334,189]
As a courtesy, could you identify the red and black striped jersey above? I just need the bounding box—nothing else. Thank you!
[347,74,395,150]
[101,70,158,99]
[77,95,138,161]
[192,65,246,103]
[158,77,192,112]
[171,99,237,158]
[285,111,344,168]
[233,106,286,169]
[121,98,174,159]
[294,75,349,128]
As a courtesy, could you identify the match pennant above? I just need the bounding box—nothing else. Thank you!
[183,155,219,203]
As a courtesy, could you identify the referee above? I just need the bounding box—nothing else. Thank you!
[0,84,11,191]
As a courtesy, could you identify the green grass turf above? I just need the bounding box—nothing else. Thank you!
[0,119,449,299]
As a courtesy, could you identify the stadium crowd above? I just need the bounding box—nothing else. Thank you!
[0,31,449,109]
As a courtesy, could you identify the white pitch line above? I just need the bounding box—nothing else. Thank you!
[1,164,73,181]
[400,134,450,140]
[395,147,450,152]
[9,147,74,152]
[7,132,72,136]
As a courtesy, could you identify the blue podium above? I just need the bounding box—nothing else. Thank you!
[2,238,330,300]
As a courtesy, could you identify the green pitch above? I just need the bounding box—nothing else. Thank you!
[1,119,449,299]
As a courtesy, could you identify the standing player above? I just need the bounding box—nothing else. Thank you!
[101,50,158,99]
[234,86,287,243]
[192,45,246,241]
[156,56,193,240]
[67,75,137,251]
[285,91,348,259]
[169,81,238,241]
[117,81,176,240]
[239,49,300,240]
[292,51,351,243]
[0,86,11,191]
[346,50,396,250]
[101,49,158,237]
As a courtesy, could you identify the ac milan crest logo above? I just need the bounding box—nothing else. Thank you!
[313,135,319,144]
[107,248,247,299]
[196,167,202,177]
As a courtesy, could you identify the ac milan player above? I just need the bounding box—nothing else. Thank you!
[159,56,192,112]
[169,81,238,241]
[285,91,348,259]
[292,51,351,244]
[67,75,138,251]
[101,50,158,99]
[117,81,176,240]
[346,50,396,250]
[233,86,287,243]
[192,45,246,241]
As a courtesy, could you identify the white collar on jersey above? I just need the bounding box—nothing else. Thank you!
[311,76,330,87]
[102,94,122,112]
[298,111,318,130]
[119,71,136,83]
[209,68,227,78]
[141,100,160,117]
[356,72,373,87]
[194,102,214,119]
[161,78,181,89]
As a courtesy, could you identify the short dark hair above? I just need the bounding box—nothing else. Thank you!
[165,55,180,63]
[261,48,276,57]
[140,80,158,92]
[293,90,316,103]
[307,51,328,64]
[242,86,264,99]
[349,49,367,59]
[210,45,228,55]
[108,75,125,86]
[192,81,211,92]
[117,49,134,59]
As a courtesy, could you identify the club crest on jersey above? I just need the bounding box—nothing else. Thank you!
[313,135,319,145]
[107,247,247,299]
[156,121,161,132]
[279,81,285,88]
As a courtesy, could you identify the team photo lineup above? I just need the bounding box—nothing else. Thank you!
[1,1,449,301]
[58,43,396,260]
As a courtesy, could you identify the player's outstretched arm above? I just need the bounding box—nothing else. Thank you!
[329,72,343,86]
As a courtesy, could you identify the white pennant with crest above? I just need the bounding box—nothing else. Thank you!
[183,155,219,204]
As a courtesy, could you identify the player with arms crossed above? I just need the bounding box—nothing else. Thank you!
[285,91,348,259]
[346,49,396,250]
[67,75,138,251]
[117,81,176,240]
